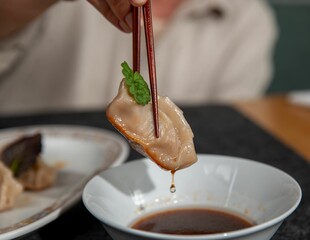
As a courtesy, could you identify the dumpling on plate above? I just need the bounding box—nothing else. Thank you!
[0,161,23,211]
[1,133,57,191]
[17,157,57,191]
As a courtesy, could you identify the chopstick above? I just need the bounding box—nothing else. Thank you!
[133,0,159,138]
[143,1,159,138]
[132,6,141,73]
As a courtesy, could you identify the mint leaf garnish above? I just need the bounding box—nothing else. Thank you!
[121,61,151,105]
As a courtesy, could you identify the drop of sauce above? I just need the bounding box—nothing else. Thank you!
[170,184,176,193]
[170,170,176,193]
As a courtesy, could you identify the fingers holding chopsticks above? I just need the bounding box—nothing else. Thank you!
[88,0,159,137]
[87,0,147,33]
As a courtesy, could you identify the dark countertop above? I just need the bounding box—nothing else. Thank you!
[1,105,309,240]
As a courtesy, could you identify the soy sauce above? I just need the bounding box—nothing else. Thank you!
[131,208,254,235]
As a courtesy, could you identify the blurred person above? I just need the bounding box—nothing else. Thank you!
[0,0,277,115]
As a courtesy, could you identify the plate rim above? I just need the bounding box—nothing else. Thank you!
[0,124,129,240]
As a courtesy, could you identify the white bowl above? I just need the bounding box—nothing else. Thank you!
[82,154,302,240]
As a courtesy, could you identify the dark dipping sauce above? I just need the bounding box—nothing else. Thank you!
[131,208,254,235]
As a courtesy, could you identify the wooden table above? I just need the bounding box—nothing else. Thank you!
[235,95,310,163]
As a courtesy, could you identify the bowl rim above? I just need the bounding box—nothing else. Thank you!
[83,154,302,239]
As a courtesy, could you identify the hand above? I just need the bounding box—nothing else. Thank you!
[87,0,147,33]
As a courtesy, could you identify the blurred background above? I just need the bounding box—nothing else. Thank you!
[267,0,310,93]
[0,0,309,115]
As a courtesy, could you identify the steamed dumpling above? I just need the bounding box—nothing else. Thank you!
[0,162,23,211]
[106,79,197,171]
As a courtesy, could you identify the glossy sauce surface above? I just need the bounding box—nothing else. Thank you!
[131,208,254,235]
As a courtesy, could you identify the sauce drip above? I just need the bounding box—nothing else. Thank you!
[131,208,254,235]
[169,170,176,193]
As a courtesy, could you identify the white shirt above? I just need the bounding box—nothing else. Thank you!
[0,0,277,115]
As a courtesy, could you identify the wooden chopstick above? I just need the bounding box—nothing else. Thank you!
[132,6,141,73]
[143,0,159,138]
[133,0,159,138]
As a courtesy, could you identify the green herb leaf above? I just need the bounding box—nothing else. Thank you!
[10,156,22,176]
[121,61,151,105]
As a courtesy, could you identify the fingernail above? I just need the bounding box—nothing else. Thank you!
[131,0,146,7]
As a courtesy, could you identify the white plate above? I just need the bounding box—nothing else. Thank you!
[0,125,129,240]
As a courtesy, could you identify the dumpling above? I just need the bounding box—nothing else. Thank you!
[1,133,57,191]
[106,79,197,171]
[0,162,23,211]
[17,157,57,191]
